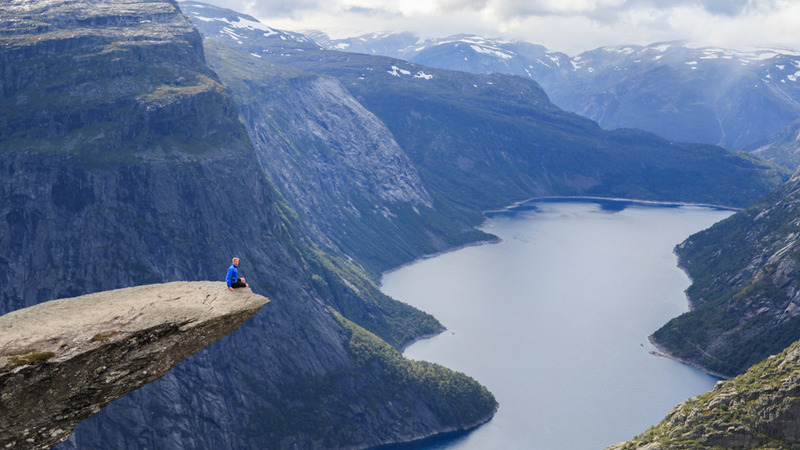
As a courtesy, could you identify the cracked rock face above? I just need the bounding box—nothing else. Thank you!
[0,281,268,450]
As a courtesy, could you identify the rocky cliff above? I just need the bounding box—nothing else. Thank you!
[651,171,800,377]
[199,38,473,274]
[0,1,497,448]
[0,282,268,450]
[609,339,800,449]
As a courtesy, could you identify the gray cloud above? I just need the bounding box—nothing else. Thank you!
[487,0,757,23]
[192,0,800,54]
[701,0,749,15]
[198,0,326,18]
[200,0,763,23]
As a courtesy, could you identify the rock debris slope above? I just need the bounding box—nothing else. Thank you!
[0,281,268,450]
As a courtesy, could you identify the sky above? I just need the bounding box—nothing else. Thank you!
[196,0,800,55]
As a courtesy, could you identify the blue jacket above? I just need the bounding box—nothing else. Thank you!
[226,264,239,287]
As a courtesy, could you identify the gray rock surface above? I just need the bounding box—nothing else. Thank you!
[0,281,268,450]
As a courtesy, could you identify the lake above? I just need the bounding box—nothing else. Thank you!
[380,198,734,450]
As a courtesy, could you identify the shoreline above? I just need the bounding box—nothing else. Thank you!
[483,195,742,215]
[383,195,737,350]
[674,255,702,311]
[398,327,447,352]
[648,335,732,380]
[382,195,737,286]
[380,197,734,447]
[372,401,499,450]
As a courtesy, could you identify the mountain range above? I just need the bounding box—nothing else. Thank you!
[314,32,800,155]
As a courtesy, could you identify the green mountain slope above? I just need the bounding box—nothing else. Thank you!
[750,118,800,171]
[261,43,785,211]
[652,172,800,377]
[202,39,493,275]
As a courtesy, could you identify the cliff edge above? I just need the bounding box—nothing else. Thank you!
[0,281,268,450]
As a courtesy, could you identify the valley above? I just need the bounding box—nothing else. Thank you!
[1,0,799,448]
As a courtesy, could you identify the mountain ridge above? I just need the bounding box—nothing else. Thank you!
[651,170,800,378]
[609,338,800,449]
[312,31,800,152]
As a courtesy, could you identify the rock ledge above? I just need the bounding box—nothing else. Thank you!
[0,281,268,450]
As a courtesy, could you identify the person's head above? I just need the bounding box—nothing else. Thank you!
[232,257,239,266]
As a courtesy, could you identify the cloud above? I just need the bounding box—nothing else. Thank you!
[197,0,800,54]
[483,0,756,23]
[198,0,327,18]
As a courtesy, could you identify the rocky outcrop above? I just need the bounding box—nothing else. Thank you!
[750,118,800,170]
[608,339,800,449]
[0,281,268,450]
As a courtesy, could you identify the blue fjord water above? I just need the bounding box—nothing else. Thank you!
[381,199,734,450]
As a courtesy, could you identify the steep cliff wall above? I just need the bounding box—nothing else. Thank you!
[202,39,492,274]
[0,282,268,450]
[0,1,497,448]
[184,1,785,278]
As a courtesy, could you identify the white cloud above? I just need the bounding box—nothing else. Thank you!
[195,0,800,54]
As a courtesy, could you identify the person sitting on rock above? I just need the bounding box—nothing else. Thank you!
[226,257,249,291]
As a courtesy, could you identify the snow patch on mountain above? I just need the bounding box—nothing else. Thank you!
[388,66,411,77]
[470,44,513,59]
[187,14,273,33]
[387,65,433,80]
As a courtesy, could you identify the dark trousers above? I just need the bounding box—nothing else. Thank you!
[231,280,247,288]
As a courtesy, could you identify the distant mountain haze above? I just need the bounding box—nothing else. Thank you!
[314,32,800,154]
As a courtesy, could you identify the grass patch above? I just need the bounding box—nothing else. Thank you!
[2,351,56,372]
[91,331,119,342]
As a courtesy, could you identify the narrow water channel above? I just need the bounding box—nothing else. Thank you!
[381,199,733,450]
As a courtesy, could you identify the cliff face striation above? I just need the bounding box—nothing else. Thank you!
[609,339,800,449]
[0,281,268,450]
